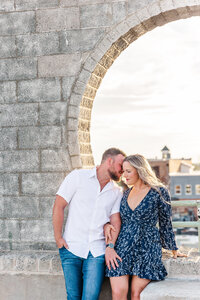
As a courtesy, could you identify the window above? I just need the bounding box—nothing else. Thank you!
[185,184,192,195]
[175,185,181,195]
[195,184,200,195]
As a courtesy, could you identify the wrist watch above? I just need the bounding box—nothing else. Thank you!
[106,243,114,249]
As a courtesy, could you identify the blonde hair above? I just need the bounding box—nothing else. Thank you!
[123,154,166,195]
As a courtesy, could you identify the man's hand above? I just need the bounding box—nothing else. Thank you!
[104,223,116,244]
[105,247,122,270]
[56,237,68,249]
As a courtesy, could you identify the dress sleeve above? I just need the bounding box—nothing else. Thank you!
[158,187,178,250]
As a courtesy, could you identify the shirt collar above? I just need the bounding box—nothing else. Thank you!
[88,167,97,178]
[88,167,116,192]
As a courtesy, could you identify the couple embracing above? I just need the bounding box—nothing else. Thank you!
[53,148,186,300]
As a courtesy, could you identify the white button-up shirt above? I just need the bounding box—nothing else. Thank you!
[56,167,122,258]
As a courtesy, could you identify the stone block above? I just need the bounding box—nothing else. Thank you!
[79,0,103,4]
[16,32,60,57]
[62,76,76,100]
[60,0,78,6]
[36,7,80,32]
[0,81,16,104]
[60,28,105,53]
[71,155,82,168]
[20,219,54,242]
[3,196,39,218]
[51,255,62,273]
[0,57,37,81]
[68,131,80,156]
[39,196,54,218]
[67,118,78,131]
[128,0,149,14]
[38,54,81,77]
[0,174,19,196]
[39,102,67,125]
[68,105,80,119]
[80,4,113,28]
[18,126,61,149]
[79,69,93,85]
[0,103,38,127]
[73,81,86,95]
[38,254,52,272]
[0,0,14,11]
[41,149,71,172]
[0,36,16,58]
[0,219,20,241]
[26,254,38,272]
[84,57,97,72]
[0,11,35,35]
[69,93,82,106]
[22,173,66,195]
[15,0,59,10]
[18,78,61,103]
[113,1,127,23]
[0,150,39,172]
[2,253,16,271]
[160,0,174,12]
[0,128,17,150]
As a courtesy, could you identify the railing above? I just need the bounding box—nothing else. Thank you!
[171,200,200,251]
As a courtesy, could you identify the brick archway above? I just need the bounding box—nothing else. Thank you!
[67,1,200,169]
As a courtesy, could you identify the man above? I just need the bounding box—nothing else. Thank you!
[52,148,126,300]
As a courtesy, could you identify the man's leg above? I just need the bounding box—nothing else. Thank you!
[59,247,83,300]
[82,252,105,300]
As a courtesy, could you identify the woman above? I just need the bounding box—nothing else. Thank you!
[105,154,186,300]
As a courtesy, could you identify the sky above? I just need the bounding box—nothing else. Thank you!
[90,17,200,165]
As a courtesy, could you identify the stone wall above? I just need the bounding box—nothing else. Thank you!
[0,0,200,251]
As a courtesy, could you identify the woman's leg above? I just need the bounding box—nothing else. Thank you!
[130,275,150,300]
[110,275,129,300]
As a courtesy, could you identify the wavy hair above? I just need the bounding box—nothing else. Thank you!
[123,154,167,196]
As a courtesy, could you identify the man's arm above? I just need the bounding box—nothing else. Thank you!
[105,212,122,270]
[52,195,69,249]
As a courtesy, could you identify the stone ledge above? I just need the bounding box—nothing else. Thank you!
[0,247,199,276]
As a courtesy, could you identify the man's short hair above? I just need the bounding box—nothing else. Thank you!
[101,148,126,163]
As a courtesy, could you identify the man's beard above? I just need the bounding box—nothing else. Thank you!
[108,169,120,181]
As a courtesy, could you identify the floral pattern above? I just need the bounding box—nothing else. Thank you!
[105,187,178,280]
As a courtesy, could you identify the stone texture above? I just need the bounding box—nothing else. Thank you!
[39,197,54,218]
[41,149,71,171]
[38,54,81,77]
[0,150,39,172]
[60,0,78,6]
[0,81,16,104]
[0,219,20,241]
[0,11,35,35]
[0,0,15,11]
[0,128,17,150]
[60,28,105,53]
[18,126,61,149]
[3,196,39,218]
[128,0,149,14]
[0,36,16,58]
[18,78,61,103]
[0,58,37,81]
[15,0,59,10]
[22,173,66,195]
[113,1,127,23]
[36,8,80,32]
[80,4,113,28]
[21,220,54,242]
[16,33,60,57]
[62,76,76,100]
[0,174,19,196]
[39,102,67,125]
[0,103,38,127]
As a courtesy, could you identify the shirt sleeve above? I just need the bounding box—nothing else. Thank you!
[56,169,78,204]
[110,189,123,216]
[158,187,178,250]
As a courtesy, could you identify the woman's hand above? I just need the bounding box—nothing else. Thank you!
[172,250,187,259]
[104,223,116,244]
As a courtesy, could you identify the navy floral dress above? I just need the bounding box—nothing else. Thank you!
[105,187,178,280]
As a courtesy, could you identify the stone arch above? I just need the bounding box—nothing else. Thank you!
[67,1,200,169]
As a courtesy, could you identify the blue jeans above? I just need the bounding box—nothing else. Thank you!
[59,247,105,300]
